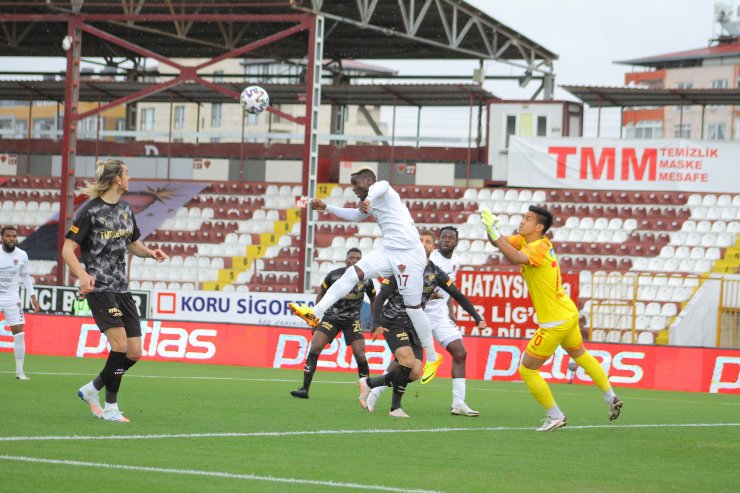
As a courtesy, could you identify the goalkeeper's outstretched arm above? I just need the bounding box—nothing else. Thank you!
[480,208,529,266]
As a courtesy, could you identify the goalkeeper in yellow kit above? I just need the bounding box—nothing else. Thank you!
[481,205,623,431]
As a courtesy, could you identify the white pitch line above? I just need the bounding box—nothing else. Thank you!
[3,371,738,404]
[1,422,739,443]
[0,455,442,493]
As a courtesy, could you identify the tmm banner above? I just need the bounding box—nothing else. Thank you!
[508,137,740,192]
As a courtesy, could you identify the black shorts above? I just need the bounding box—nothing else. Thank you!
[86,292,142,337]
[382,317,423,360]
[315,317,365,345]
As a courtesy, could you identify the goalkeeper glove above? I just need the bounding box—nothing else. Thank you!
[480,208,501,241]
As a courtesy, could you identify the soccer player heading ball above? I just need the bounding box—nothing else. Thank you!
[289,167,443,384]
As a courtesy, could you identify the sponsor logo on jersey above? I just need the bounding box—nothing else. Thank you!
[100,229,132,240]
[69,225,79,234]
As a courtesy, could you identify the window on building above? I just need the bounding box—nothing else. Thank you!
[536,116,547,136]
[505,115,516,147]
[707,122,726,140]
[210,136,220,143]
[211,103,222,127]
[79,116,105,134]
[141,108,155,130]
[624,122,635,139]
[711,79,728,89]
[213,71,224,83]
[675,82,693,112]
[271,104,281,123]
[674,124,691,139]
[174,105,185,129]
[629,120,662,139]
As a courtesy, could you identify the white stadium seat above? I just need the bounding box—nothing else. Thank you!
[681,220,696,232]
[579,217,595,229]
[675,246,690,259]
[687,194,702,206]
[477,189,492,201]
[637,332,655,344]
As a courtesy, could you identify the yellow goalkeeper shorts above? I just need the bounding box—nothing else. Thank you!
[524,315,583,360]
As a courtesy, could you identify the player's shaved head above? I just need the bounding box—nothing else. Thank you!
[350,166,376,181]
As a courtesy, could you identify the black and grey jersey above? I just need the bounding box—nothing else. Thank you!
[322,267,376,321]
[66,197,140,293]
[379,261,452,325]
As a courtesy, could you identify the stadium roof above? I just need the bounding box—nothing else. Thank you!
[0,0,556,68]
[560,85,740,107]
[0,80,496,107]
[615,37,740,68]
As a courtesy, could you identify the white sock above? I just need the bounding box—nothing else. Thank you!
[452,378,466,407]
[546,405,564,419]
[313,267,360,319]
[372,385,388,396]
[603,389,616,403]
[13,332,25,374]
[82,381,98,395]
[104,402,119,411]
[405,308,437,362]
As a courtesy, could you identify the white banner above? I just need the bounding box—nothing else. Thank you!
[508,137,740,192]
[151,290,316,327]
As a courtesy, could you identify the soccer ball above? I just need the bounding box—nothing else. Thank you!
[240,85,269,114]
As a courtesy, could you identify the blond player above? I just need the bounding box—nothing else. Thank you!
[481,205,623,431]
[289,167,442,383]
[0,225,40,380]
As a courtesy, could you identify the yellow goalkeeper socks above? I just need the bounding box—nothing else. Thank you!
[519,365,556,410]
[575,352,613,394]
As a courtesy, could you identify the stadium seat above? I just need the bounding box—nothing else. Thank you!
[688,246,704,259]
[635,315,650,331]
[580,217,595,230]
[644,302,661,316]
[649,316,667,331]
[567,229,585,242]
[623,218,638,230]
[606,330,621,343]
[702,194,717,207]
[637,331,655,344]
[659,245,675,258]
[687,194,702,206]
[661,303,678,318]
[700,234,717,248]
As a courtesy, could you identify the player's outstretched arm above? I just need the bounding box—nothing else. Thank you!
[128,240,168,262]
[480,208,529,265]
[323,204,370,222]
[440,282,485,327]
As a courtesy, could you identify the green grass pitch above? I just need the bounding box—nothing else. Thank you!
[1,354,739,493]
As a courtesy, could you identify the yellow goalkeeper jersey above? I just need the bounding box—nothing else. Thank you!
[508,234,578,324]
